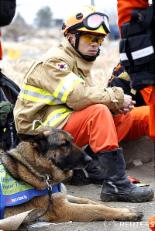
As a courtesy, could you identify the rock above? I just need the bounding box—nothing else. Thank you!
[121,136,154,169]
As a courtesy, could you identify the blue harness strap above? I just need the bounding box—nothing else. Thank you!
[0,162,61,219]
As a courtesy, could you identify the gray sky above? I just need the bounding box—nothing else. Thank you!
[16,0,117,24]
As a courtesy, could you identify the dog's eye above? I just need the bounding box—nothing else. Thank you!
[60,140,71,148]
[48,151,57,161]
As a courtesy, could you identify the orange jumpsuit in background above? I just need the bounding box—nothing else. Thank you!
[117,0,155,138]
[63,104,149,153]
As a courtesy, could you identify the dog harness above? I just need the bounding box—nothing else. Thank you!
[0,162,61,219]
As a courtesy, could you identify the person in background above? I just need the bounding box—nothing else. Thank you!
[0,0,16,68]
[117,0,155,226]
[117,0,155,139]
[14,5,154,203]
[0,0,17,150]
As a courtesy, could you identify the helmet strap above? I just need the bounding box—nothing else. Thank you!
[75,32,81,50]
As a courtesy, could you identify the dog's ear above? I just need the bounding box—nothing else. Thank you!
[18,133,49,155]
[46,129,73,148]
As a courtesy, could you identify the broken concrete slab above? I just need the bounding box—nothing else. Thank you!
[122,137,154,169]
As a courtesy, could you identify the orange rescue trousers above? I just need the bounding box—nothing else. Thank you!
[63,104,149,153]
[141,87,155,139]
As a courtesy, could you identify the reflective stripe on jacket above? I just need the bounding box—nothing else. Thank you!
[20,72,82,105]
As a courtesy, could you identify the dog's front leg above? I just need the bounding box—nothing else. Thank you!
[67,195,99,205]
[63,204,143,222]
[45,193,143,222]
[64,202,143,222]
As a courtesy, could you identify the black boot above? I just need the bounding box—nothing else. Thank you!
[69,145,105,185]
[99,148,154,202]
[69,158,105,185]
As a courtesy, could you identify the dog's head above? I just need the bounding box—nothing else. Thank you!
[19,128,92,176]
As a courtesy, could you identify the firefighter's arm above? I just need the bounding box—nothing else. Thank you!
[43,58,129,112]
[67,82,125,112]
[43,58,124,112]
[117,0,149,30]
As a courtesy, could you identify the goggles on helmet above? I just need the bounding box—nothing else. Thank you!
[83,13,110,32]
[80,33,105,45]
[68,12,110,34]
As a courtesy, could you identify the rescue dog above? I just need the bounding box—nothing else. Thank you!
[0,128,143,224]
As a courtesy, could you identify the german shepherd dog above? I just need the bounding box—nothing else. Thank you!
[0,128,143,224]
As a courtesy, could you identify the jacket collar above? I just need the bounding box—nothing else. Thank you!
[61,38,94,78]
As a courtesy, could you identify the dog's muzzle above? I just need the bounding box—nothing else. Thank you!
[56,151,93,171]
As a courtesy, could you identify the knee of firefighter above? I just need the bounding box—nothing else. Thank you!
[92,103,109,111]
[88,104,110,115]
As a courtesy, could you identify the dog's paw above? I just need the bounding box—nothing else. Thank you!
[118,208,143,221]
[129,211,143,221]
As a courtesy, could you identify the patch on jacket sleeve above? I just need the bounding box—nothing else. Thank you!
[56,63,68,71]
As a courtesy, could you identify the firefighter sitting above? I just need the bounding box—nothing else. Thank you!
[14,5,154,203]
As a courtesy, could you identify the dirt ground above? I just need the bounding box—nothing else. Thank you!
[25,162,155,231]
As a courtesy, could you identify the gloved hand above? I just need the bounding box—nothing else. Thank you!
[119,94,136,113]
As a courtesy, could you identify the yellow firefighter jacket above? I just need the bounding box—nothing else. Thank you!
[14,38,124,134]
